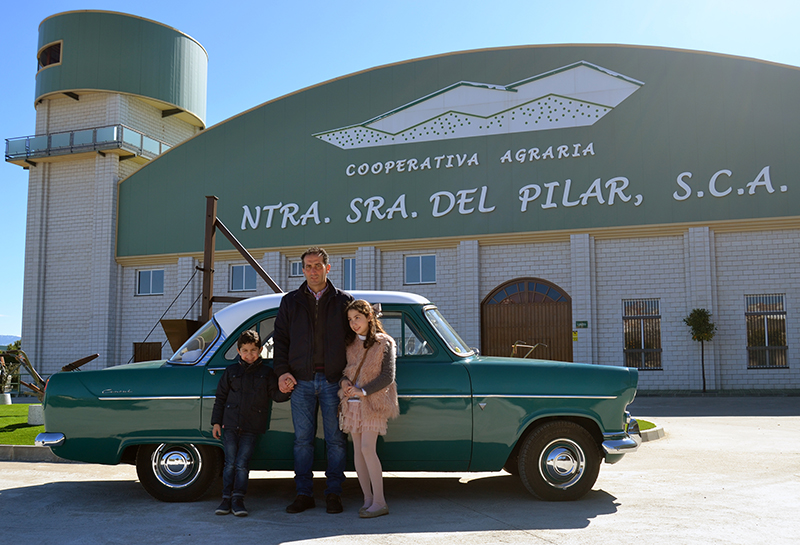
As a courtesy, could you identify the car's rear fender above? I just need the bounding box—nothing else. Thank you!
[119,440,224,466]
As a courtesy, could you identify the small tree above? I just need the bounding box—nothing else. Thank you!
[0,355,21,394]
[1,341,24,395]
[683,308,717,392]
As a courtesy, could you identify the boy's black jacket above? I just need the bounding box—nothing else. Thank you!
[211,357,291,434]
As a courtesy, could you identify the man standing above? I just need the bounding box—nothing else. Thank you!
[274,247,353,514]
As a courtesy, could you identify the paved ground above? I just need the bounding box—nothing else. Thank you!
[1,396,798,544]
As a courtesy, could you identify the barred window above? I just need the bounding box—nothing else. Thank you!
[623,299,662,370]
[745,294,788,369]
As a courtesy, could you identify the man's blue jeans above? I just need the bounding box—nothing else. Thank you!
[290,373,347,496]
[222,429,257,498]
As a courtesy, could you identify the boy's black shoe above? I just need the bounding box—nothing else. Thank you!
[215,498,231,515]
[231,497,248,517]
[286,494,316,513]
[326,493,343,514]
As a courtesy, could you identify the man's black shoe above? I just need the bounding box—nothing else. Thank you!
[215,498,231,515]
[286,494,316,513]
[326,493,343,514]
[231,497,248,517]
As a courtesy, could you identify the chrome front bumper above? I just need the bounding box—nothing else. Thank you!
[602,416,642,455]
[35,432,65,447]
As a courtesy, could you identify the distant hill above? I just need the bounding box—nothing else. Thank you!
[0,335,21,346]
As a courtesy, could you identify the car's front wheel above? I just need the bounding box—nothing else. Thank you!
[518,420,601,501]
[136,443,222,502]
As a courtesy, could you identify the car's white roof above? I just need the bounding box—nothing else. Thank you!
[214,290,431,336]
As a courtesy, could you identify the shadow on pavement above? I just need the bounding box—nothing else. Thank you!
[1,473,621,542]
[630,395,800,417]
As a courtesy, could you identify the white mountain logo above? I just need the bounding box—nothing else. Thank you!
[314,61,643,150]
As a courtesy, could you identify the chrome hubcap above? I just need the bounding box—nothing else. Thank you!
[152,444,202,489]
[539,438,585,489]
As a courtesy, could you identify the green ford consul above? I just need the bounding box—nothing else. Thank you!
[36,291,640,502]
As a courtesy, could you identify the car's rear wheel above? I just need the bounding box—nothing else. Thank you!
[136,443,222,502]
[518,420,600,501]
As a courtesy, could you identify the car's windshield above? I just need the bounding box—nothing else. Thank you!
[168,321,219,364]
[424,307,474,357]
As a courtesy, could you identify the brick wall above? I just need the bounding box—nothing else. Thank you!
[111,229,800,390]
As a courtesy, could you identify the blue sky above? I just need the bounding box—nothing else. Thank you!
[2,0,800,338]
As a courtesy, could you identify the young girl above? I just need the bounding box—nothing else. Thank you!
[339,299,399,518]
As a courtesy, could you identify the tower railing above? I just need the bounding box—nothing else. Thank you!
[4,124,171,164]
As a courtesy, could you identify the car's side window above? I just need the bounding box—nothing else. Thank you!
[381,311,433,357]
[223,316,276,361]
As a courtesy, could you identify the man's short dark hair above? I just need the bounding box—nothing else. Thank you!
[301,247,329,266]
[238,329,260,348]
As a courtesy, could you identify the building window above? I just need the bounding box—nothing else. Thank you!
[405,255,436,285]
[230,264,257,292]
[137,270,164,295]
[622,299,662,370]
[343,258,356,290]
[745,294,788,368]
[38,41,61,71]
[290,261,303,277]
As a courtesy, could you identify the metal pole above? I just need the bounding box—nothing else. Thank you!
[201,196,217,323]
[214,218,283,294]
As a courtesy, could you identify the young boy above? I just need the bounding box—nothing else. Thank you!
[211,329,291,516]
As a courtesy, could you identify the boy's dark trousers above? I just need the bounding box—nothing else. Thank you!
[222,429,257,498]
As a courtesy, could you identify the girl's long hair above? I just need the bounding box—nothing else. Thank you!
[345,299,385,349]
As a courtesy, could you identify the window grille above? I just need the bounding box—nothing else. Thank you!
[745,294,788,369]
[622,298,662,370]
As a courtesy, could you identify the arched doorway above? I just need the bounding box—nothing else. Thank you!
[481,278,573,361]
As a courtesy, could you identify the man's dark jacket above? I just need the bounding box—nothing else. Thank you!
[211,357,290,434]
[273,280,353,383]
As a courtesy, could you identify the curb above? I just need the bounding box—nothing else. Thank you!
[640,426,665,442]
[0,444,72,463]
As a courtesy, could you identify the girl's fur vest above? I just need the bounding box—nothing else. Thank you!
[340,333,399,420]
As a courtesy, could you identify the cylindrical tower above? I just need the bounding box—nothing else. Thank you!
[14,11,207,374]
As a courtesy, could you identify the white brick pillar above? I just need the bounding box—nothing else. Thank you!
[457,240,480,350]
[88,154,121,369]
[356,246,380,290]
[570,234,597,364]
[21,164,49,372]
[684,227,719,390]
[259,251,285,294]
[176,256,201,320]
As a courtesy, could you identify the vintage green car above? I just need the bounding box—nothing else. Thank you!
[36,291,640,502]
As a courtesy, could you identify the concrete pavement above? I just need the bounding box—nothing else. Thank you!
[1,396,798,544]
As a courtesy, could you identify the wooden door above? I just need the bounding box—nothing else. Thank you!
[481,278,573,362]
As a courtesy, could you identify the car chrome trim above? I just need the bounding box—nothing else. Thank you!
[602,435,642,455]
[539,437,586,489]
[98,396,202,401]
[602,418,642,454]
[476,394,617,399]
[151,443,203,489]
[398,394,470,398]
[35,432,65,447]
